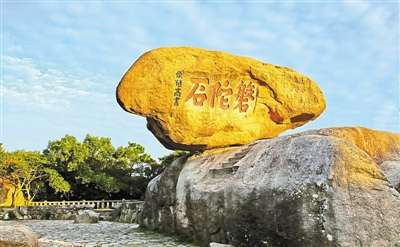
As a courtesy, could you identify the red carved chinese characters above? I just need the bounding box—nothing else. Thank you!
[209,80,233,110]
[182,75,257,113]
[234,81,256,112]
[184,78,209,106]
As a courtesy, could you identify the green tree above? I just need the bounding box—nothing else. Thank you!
[1,137,195,203]
[158,150,191,170]
[82,134,119,194]
[0,150,70,206]
[42,135,89,200]
[42,134,158,200]
[112,142,157,199]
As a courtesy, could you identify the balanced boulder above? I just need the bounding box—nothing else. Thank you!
[116,47,326,151]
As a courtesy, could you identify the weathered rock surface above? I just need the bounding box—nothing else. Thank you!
[139,127,400,247]
[73,210,99,224]
[116,47,326,151]
[113,201,144,223]
[381,161,400,191]
[0,223,39,247]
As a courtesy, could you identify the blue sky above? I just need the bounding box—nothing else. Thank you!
[1,1,399,159]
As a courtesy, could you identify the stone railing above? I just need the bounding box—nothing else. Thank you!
[2,200,144,221]
[28,199,141,209]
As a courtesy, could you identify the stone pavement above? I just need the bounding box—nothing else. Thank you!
[7,220,196,247]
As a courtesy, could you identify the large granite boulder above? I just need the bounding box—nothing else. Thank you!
[116,47,325,151]
[139,127,400,247]
[0,223,39,247]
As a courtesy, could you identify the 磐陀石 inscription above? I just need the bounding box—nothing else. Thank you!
[182,76,258,113]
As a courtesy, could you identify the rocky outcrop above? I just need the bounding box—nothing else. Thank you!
[116,47,326,151]
[381,161,400,191]
[139,127,400,247]
[113,201,144,223]
[0,223,39,247]
[74,210,99,224]
[0,208,24,220]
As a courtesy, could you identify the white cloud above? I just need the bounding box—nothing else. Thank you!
[1,55,109,110]
[2,2,398,130]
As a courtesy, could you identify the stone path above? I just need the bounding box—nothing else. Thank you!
[12,220,197,247]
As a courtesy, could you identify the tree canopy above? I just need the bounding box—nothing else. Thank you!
[0,135,188,205]
[0,149,69,205]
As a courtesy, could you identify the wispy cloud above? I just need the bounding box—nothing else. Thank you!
[1,1,398,157]
[1,55,110,110]
[163,1,399,131]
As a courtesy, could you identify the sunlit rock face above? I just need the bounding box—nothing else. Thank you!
[116,47,326,151]
[0,178,25,207]
[139,127,400,246]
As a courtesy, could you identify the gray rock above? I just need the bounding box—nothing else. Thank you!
[2,211,15,221]
[209,243,234,247]
[74,210,99,224]
[0,223,39,247]
[139,155,189,233]
[139,127,400,247]
[381,160,400,191]
[1,209,22,220]
[115,201,144,223]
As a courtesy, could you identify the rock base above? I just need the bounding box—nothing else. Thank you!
[139,127,400,247]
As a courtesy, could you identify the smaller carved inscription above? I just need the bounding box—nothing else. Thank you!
[173,71,183,106]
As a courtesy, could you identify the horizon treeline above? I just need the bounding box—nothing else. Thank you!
[0,134,188,205]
